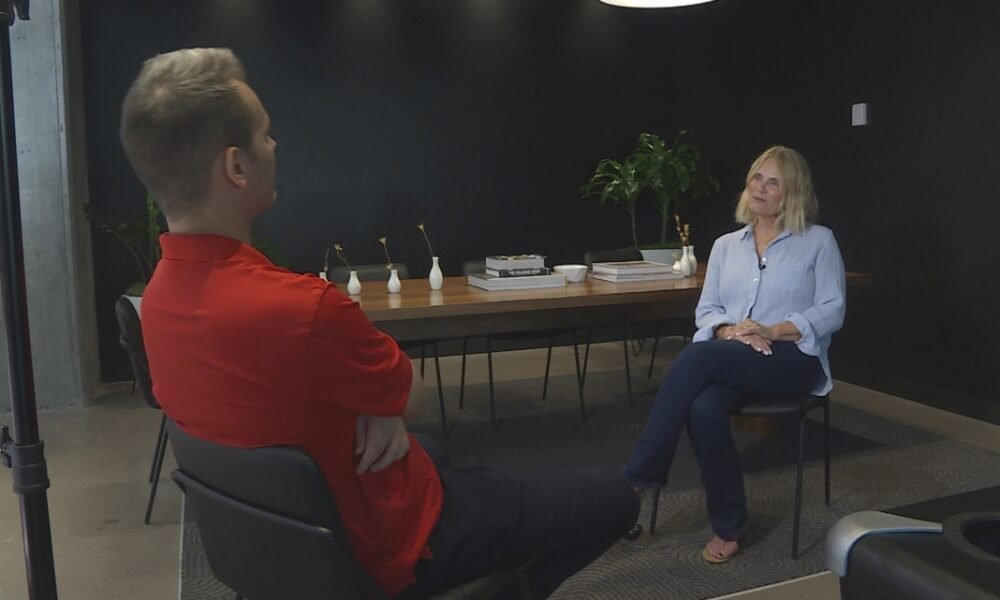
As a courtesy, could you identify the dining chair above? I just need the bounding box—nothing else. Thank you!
[459,260,585,429]
[167,419,536,600]
[329,264,450,436]
[646,393,831,559]
[114,296,168,525]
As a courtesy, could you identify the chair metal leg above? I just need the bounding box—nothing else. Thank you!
[145,428,169,525]
[647,331,659,378]
[149,413,167,483]
[649,484,662,534]
[792,412,807,559]
[572,332,586,422]
[459,337,469,410]
[622,326,633,406]
[581,328,592,386]
[432,341,448,438]
[420,343,426,377]
[486,337,498,432]
[824,399,831,505]
[542,335,554,401]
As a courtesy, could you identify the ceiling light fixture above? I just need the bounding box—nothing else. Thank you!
[599,0,718,7]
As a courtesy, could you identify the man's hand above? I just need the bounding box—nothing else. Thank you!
[354,415,410,474]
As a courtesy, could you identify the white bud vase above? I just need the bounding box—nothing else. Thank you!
[680,246,693,276]
[686,245,697,274]
[429,256,444,290]
[347,270,362,296]
[387,268,402,294]
[319,271,328,282]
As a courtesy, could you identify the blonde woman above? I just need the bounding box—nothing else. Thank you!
[624,146,846,563]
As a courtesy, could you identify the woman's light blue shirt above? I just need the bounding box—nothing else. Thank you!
[693,224,846,395]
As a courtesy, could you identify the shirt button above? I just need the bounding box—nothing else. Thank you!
[752,277,758,282]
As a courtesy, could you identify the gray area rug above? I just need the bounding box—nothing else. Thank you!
[180,362,1000,599]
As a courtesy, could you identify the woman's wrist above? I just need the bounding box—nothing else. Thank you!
[714,324,732,339]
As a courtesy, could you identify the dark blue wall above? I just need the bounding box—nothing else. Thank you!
[83,0,1000,424]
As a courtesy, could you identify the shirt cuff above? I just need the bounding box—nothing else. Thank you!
[786,312,819,356]
[694,316,733,342]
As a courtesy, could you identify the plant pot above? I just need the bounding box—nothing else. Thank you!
[640,248,682,265]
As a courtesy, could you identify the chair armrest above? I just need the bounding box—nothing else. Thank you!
[825,510,942,576]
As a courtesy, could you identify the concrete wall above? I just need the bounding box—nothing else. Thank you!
[0,0,99,411]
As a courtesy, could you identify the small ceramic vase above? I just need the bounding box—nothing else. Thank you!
[429,256,444,291]
[680,246,694,276]
[686,245,698,274]
[387,268,402,294]
[318,271,328,282]
[347,270,362,295]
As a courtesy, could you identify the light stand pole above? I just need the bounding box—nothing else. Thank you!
[0,0,60,598]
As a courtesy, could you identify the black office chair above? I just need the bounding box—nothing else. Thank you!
[167,419,534,600]
[458,260,585,429]
[114,296,168,525]
[329,264,450,437]
[646,393,831,559]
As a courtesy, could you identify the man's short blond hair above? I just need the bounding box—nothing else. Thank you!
[735,146,818,233]
[120,48,253,217]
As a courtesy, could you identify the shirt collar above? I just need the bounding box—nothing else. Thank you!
[738,224,797,243]
[159,233,269,264]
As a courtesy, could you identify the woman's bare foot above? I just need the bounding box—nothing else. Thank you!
[702,535,740,563]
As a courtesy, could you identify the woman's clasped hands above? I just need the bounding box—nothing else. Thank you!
[719,320,774,356]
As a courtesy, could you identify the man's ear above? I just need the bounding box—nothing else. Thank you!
[222,146,248,188]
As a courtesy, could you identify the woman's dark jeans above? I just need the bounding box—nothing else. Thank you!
[624,340,822,540]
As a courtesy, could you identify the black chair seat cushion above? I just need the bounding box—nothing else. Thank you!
[736,394,827,417]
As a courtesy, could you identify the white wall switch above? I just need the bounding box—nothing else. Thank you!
[851,102,868,127]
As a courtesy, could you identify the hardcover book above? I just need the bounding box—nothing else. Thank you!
[485,254,546,271]
[589,271,684,283]
[590,260,674,275]
[484,267,550,278]
[467,272,566,291]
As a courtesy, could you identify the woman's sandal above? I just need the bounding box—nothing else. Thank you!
[701,536,740,564]
[623,523,643,541]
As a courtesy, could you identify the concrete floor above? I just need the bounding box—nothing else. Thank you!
[2,342,999,600]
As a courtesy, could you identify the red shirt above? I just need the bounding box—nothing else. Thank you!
[142,234,443,596]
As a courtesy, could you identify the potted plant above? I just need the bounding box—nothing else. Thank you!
[582,132,717,263]
[632,131,718,264]
[580,155,645,249]
[86,194,162,311]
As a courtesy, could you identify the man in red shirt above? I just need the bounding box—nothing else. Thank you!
[120,48,638,599]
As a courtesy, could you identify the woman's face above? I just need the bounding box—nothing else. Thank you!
[747,157,783,221]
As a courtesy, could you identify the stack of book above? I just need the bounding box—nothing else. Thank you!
[589,260,683,283]
[467,254,567,291]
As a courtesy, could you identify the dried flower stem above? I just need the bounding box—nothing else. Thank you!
[378,236,393,269]
[417,222,435,257]
[333,243,352,270]
[323,247,332,271]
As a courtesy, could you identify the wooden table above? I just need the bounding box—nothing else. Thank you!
[354,271,871,433]
[355,272,872,342]
[356,274,707,342]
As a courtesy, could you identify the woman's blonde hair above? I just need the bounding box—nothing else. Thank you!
[734,146,818,233]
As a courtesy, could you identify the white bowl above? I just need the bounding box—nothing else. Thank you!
[554,264,588,283]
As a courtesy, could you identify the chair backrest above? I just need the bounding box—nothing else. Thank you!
[583,248,644,267]
[167,420,383,600]
[114,296,159,410]
[329,263,409,283]
[462,259,486,275]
